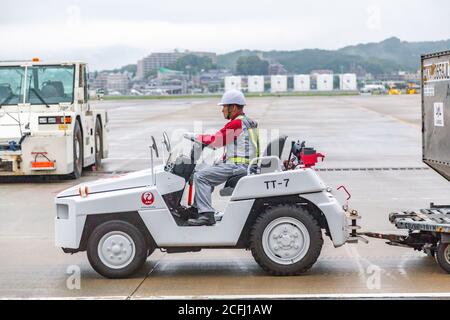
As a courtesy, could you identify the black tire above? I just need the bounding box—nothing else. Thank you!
[250,205,323,276]
[436,242,450,274]
[70,121,83,179]
[87,220,148,279]
[94,119,103,169]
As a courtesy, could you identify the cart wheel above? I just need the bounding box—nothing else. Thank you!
[250,205,323,276]
[87,220,148,279]
[436,242,450,274]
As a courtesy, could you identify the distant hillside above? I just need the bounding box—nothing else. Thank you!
[339,37,450,71]
[105,37,450,76]
[217,37,450,75]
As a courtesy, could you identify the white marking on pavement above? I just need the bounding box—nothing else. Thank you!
[11,292,450,300]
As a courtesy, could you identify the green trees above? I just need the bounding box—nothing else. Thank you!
[171,54,215,73]
[236,56,269,75]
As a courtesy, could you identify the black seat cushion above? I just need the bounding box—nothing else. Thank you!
[224,172,247,189]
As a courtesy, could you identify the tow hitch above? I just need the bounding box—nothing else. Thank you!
[338,185,369,244]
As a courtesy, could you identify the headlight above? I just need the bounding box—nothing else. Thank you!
[39,117,48,124]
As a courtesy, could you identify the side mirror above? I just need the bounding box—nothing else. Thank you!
[162,131,171,154]
[151,136,159,158]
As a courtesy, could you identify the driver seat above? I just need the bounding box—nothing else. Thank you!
[219,135,288,197]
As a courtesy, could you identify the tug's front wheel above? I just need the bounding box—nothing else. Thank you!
[250,205,323,276]
[87,220,148,278]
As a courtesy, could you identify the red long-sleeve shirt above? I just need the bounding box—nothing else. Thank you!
[196,113,244,149]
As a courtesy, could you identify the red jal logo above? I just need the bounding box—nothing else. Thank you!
[141,192,155,206]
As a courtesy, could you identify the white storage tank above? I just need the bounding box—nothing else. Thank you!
[294,75,310,91]
[247,76,265,93]
[316,74,334,91]
[225,76,242,91]
[340,73,357,91]
[271,75,287,93]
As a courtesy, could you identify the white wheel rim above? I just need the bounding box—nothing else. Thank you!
[262,217,310,265]
[98,231,136,269]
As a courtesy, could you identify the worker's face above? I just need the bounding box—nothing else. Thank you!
[222,105,235,120]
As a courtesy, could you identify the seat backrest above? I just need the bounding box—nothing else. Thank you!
[220,135,288,197]
[263,135,288,158]
[41,84,59,98]
[50,81,65,97]
[259,135,287,173]
[42,81,65,98]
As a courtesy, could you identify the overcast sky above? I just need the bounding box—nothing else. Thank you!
[1,0,450,70]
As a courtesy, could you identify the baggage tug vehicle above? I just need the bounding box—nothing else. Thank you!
[55,133,364,278]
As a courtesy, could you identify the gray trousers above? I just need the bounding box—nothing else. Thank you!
[193,163,248,213]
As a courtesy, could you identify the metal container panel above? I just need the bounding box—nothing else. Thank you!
[422,51,450,181]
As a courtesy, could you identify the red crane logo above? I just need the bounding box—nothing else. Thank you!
[141,192,155,206]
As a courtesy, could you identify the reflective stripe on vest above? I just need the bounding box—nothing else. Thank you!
[225,115,260,164]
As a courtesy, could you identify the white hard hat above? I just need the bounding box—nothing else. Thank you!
[218,89,246,106]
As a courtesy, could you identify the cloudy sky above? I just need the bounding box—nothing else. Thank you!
[1,0,450,70]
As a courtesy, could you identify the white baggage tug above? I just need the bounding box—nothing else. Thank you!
[0,59,108,178]
[55,133,365,278]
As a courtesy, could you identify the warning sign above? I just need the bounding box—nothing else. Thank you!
[424,62,450,83]
[141,192,155,206]
[434,103,444,127]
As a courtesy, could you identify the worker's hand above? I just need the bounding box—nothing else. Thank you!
[183,132,197,142]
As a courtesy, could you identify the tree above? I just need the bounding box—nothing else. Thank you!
[236,56,269,75]
[170,54,215,73]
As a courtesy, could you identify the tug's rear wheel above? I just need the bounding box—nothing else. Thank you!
[87,220,148,278]
[250,205,323,276]
[436,242,450,274]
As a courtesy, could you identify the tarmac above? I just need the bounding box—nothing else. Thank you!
[1,95,449,299]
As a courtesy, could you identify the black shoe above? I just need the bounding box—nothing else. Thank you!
[182,206,199,219]
[187,212,216,226]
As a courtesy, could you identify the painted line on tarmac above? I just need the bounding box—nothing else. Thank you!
[127,253,167,300]
[5,293,450,300]
[347,102,421,129]
[0,296,127,300]
[5,292,450,300]
[133,292,450,300]
[315,167,429,172]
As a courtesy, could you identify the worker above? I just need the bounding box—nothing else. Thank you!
[187,90,260,226]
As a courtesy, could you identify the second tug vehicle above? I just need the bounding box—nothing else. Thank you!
[0,59,108,178]
[55,133,364,278]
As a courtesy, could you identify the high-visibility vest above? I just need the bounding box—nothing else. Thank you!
[225,115,260,164]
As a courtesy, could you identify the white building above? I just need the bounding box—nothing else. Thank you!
[294,75,310,91]
[339,73,357,91]
[106,73,130,94]
[316,74,334,91]
[271,75,287,93]
[225,76,242,91]
[247,76,264,93]
[137,51,217,79]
